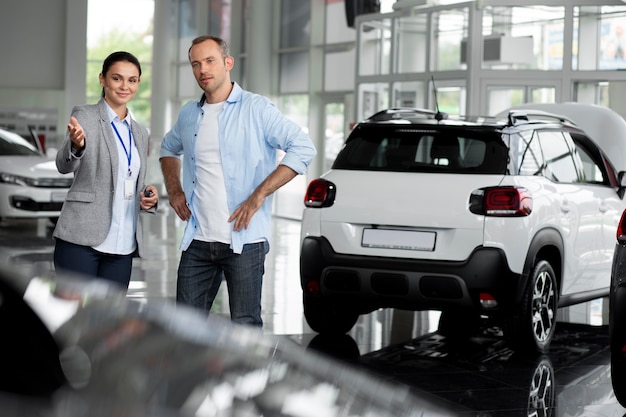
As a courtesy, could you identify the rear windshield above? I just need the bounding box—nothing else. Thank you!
[332,126,508,174]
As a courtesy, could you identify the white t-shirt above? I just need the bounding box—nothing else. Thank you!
[193,101,231,244]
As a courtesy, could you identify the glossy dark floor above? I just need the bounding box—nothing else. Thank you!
[2,205,626,417]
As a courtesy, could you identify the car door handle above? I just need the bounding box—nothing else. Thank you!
[561,199,570,213]
[599,202,608,213]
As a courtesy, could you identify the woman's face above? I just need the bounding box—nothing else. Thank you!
[99,60,140,109]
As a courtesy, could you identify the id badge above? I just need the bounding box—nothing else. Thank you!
[124,179,135,199]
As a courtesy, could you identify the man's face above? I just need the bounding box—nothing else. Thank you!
[189,39,234,98]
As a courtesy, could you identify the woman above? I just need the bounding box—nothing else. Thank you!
[53,51,158,289]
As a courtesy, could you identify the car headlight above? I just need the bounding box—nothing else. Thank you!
[0,172,29,186]
[0,172,73,188]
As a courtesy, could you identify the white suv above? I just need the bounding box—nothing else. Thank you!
[300,104,626,352]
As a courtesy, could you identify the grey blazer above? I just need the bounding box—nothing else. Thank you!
[53,99,152,257]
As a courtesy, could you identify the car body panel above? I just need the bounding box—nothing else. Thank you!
[313,170,496,261]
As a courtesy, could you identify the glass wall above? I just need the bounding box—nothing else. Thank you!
[574,5,626,71]
[87,0,154,126]
[354,1,626,119]
[395,14,427,73]
[359,18,392,76]
[432,7,468,71]
[280,0,310,48]
[392,81,426,108]
[324,0,357,92]
[481,6,564,70]
[177,0,200,104]
[209,0,231,40]
[358,83,389,121]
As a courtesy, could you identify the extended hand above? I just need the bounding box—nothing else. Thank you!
[67,116,85,150]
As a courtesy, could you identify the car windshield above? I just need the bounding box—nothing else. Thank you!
[332,125,508,174]
[0,129,41,156]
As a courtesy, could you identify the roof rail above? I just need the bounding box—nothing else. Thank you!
[367,107,439,122]
[507,109,575,126]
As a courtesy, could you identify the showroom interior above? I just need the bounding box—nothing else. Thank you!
[4,0,626,415]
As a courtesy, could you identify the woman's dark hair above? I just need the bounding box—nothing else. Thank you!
[100,51,142,97]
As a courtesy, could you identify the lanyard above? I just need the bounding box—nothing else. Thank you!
[111,121,133,176]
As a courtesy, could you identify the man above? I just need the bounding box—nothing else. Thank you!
[160,35,316,327]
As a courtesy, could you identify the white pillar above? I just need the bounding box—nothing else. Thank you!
[63,0,88,146]
[151,0,174,140]
[245,0,274,96]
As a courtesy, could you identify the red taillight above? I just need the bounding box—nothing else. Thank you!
[479,292,498,308]
[306,280,320,295]
[617,209,626,243]
[304,179,336,208]
[470,186,532,217]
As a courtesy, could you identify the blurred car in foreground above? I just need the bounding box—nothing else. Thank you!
[0,127,72,223]
[0,263,462,416]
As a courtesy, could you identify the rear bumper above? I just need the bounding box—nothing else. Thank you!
[300,236,524,314]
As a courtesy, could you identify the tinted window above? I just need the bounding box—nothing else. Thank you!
[571,132,612,186]
[537,130,579,183]
[0,130,40,156]
[332,126,508,174]
[511,130,544,176]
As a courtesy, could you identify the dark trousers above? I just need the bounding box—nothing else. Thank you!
[177,240,267,327]
[53,238,133,288]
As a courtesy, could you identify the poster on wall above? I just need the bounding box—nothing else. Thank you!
[601,18,626,70]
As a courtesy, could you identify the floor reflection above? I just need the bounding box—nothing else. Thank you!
[300,317,620,417]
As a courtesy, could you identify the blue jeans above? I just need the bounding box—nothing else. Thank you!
[53,238,133,288]
[177,240,268,327]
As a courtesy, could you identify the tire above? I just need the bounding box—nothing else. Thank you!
[306,334,361,360]
[612,355,626,406]
[610,286,626,406]
[303,295,358,335]
[504,260,558,353]
[438,309,481,340]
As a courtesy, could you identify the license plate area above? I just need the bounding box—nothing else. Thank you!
[361,228,436,251]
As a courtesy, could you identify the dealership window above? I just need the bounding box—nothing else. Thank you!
[392,81,426,108]
[481,6,564,71]
[359,17,392,76]
[280,0,310,48]
[87,0,154,126]
[574,5,626,71]
[358,83,389,120]
[395,13,428,73]
[432,7,468,71]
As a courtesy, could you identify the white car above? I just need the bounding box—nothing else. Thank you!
[0,127,72,222]
[300,104,626,353]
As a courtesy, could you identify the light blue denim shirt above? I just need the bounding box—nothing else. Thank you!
[160,82,317,253]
